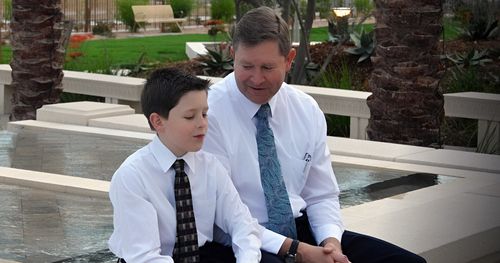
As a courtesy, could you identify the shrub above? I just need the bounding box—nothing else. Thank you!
[3,0,12,20]
[116,0,148,32]
[92,22,113,37]
[353,0,373,16]
[170,0,193,18]
[345,27,375,63]
[211,0,235,23]
[458,0,499,40]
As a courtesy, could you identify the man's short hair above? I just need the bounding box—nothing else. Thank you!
[141,67,210,130]
[232,6,291,56]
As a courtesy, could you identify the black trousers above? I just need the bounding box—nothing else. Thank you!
[120,214,426,263]
[200,213,426,263]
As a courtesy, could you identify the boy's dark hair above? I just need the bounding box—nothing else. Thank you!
[232,6,291,56]
[141,67,210,130]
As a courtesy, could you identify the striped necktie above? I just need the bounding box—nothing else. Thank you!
[255,103,297,239]
[172,159,200,263]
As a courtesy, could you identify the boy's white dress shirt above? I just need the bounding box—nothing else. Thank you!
[108,135,262,263]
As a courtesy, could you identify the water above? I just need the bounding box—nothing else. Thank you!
[0,129,453,262]
[334,165,453,208]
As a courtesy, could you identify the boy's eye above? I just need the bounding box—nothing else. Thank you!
[184,116,194,120]
[202,113,208,118]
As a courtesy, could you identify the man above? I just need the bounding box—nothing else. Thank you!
[203,6,426,263]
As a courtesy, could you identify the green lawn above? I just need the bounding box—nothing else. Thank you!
[0,22,462,71]
[0,28,330,69]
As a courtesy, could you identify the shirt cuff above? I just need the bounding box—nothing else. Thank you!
[236,252,261,263]
[314,224,344,245]
[261,228,287,254]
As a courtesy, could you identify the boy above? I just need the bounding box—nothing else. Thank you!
[108,68,262,263]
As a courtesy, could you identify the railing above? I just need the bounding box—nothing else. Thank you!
[0,64,498,153]
[0,0,211,32]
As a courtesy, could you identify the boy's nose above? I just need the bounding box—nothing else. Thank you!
[198,117,208,128]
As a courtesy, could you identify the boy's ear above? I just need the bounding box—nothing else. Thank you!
[149,113,163,131]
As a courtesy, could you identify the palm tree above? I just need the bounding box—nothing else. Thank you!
[366,0,444,146]
[9,0,67,120]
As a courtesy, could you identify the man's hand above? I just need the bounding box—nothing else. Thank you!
[296,242,335,263]
[320,238,350,263]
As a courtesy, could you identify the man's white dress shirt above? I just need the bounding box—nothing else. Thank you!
[108,135,262,263]
[203,73,343,254]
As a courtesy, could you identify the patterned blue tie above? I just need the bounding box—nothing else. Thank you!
[255,103,297,239]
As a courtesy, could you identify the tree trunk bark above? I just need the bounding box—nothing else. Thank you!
[9,0,66,120]
[367,0,445,147]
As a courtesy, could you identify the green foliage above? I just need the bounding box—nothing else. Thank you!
[116,0,148,32]
[441,117,478,148]
[199,43,233,77]
[211,0,235,23]
[92,22,113,37]
[464,18,498,40]
[458,0,499,40]
[3,0,12,20]
[110,52,160,76]
[315,59,353,90]
[445,49,492,68]
[170,0,193,18]
[345,27,375,63]
[353,0,373,17]
[316,0,333,19]
[60,92,104,103]
[477,121,498,154]
[443,17,463,41]
[325,114,350,137]
[442,49,499,94]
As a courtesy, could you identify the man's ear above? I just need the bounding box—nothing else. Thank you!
[230,46,235,59]
[149,113,163,131]
[286,48,296,71]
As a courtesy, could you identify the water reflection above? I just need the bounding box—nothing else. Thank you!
[340,173,446,207]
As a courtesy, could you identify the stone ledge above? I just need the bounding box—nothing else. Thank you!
[36,101,135,125]
[0,167,109,198]
[89,114,153,133]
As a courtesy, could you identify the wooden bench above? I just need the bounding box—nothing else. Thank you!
[132,5,186,32]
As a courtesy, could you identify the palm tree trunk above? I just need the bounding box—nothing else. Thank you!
[367,0,445,147]
[9,0,65,120]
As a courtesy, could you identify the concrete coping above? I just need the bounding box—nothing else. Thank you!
[36,101,135,126]
[8,119,500,175]
[88,113,153,133]
[0,167,109,198]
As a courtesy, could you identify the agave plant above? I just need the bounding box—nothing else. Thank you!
[464,17,499,40]
[444,49,493,89]
[199,45,233,77]
[445,49,492,68]
[345,28,375,63]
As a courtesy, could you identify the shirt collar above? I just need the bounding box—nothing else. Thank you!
[150,135,196,174]
[228,73,279,120]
